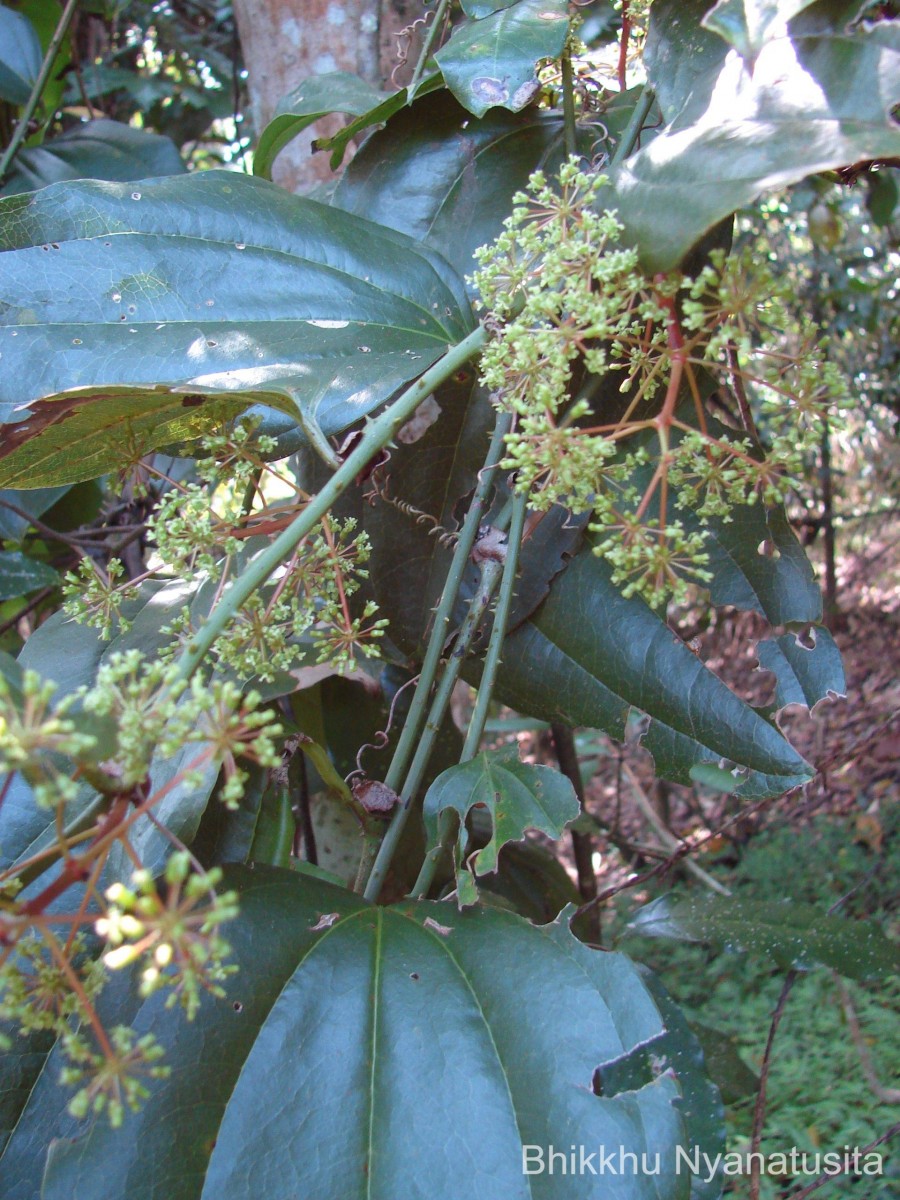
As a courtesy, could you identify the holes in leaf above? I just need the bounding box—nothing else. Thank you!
[757,539,781,559]
[232,1000,243,1013]
[796,626,817,650]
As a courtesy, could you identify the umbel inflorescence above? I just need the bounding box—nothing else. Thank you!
[472,159,848,607]
[63,420,387,678]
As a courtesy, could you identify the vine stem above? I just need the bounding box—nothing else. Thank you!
[609,83,656,167]
[0,0,79,184]
[561,51,577,160]
[749,969,799,1200]
[460,489,527,761]
[410,488,529,900]
[407,0,450,100]
[617,1,632,92]
[172,324,488,684]
[381,410,513,795]
[362,557,505,902]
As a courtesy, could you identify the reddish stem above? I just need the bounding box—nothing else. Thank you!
[618,3,631,91]
[22,795,131,918]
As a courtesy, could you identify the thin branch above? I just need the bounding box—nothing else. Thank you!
[749,969,799,1200]
[550,723,600,941]
[832,973,900,1104]
[0,0,80,183]
[620,761,731,895]
[786,1123,900,1200]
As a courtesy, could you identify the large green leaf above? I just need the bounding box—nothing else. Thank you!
[253,71,392,180]
[1,866,707,1200]
[626,894,900,980]
[0,120,186,197]
[702,0,821,62]
[614,24,900,270]
[0,172,475,487]
[602,968,726,1200]
[485,548,813,798]
[435,0,570,118]
[334,89,608,287]
[0,5,41,105]
[423,745,578,903]
[645,0,732,126]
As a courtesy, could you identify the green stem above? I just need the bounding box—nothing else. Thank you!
[408,0,450,100]
[173,325,488,684]
[381,410,512,795]
[460,489,527,760]
[610,84,656,167]
[412,490,527,900]
[362,557,504,902]
[561,51,577,160]
[0,0,79,184]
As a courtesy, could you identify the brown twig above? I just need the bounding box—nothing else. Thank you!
[832,973,900,1104]
[617,1,631,92]
[749,969,799,1200]
[0,586,57,636]
[550,723,600,941]
[785,1122,900,1200]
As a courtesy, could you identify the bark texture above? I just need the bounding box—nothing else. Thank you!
[233,0,428,194]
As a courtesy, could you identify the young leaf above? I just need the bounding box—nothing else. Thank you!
[0,173,475,487]
[4,866,702,1200]
[423,745,579,886]
[625,894,900,980]
[435,0,570,118]
[253,71,391,179]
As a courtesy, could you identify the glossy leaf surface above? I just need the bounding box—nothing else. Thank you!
[486,549,813,798]
[334,89,605,287]
[435,0,570,117]
[615,23,900,269]
[253,71,391,179]
[1,866,703,1200]
[0,172,474,486]
[702,0,822,61]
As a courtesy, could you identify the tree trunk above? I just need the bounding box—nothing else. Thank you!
[233,0,427,194]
